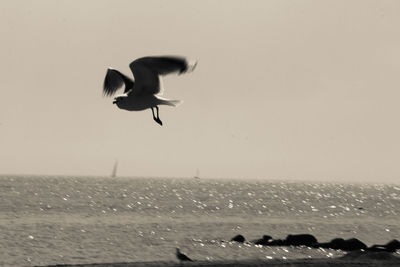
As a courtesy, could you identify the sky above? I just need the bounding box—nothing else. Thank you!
[1,0,400,183]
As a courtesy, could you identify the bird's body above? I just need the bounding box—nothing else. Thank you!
[176,248,193,262]
[103,56,196,125]
[114,94,181,111]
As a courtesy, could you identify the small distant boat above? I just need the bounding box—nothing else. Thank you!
[111,160,118,178]
[194,169,200,179]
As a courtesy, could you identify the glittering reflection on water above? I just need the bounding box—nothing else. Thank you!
[0,176,398,266]
[2,176,398,218]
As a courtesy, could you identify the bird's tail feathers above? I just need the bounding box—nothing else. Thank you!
[156,96,183,107]
[185,60,198,73]
[166,100,183,107]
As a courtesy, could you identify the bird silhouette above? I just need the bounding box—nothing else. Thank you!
[176,248,193,263]
[103,56,197,126]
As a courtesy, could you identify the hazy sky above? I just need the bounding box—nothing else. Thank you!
[1,0,400,183]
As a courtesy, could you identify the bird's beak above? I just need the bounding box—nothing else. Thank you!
[112,100,117,104]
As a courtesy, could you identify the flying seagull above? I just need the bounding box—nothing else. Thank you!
[175,248,193,263]
[103,56,197,126]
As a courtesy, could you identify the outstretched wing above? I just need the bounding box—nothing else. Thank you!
[103,68,134,96]
[129,56,196,96]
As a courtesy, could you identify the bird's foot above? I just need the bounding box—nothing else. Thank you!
[155,118,163,126]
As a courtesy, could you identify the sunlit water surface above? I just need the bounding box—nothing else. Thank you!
[0,176,399,266]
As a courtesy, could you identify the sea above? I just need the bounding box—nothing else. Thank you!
[0,175,399,267]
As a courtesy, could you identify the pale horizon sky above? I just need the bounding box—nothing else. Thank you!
[1,0,400,183]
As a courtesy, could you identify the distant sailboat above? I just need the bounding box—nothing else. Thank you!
[194,168,200,179]
[111,160,118,178]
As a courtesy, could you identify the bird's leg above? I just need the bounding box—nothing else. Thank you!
[152,106,163,126]
[151,107,156,120]
[156,106,163,126]
[155,106,160,119]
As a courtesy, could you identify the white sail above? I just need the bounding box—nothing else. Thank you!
[111,160,118,178]
[194,168,200,179]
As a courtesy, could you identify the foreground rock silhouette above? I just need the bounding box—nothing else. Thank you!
[230,234,245,243]
[314,238,367,251]
[248,234,319,247]
[368,239,400,252]
[251,235,273,245]
[285,234,318,246]
[246,234,399,252]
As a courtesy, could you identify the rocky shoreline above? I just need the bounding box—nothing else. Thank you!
[37,251,400,267]
[36,234,400,267]
[231,234,400,252]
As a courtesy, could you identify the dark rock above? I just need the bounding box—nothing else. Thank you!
[386,239,400,252]
[313,238,367,251]
[285,234,318,246]
[368,239,400,252]
[329,238,346,250]
[251,235,273,245]
[231,234,245,243]
[311,242,329,248]
[266,239,285,246]
[341,238,367,251]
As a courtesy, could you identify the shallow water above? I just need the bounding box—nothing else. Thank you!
[0,176,398,266]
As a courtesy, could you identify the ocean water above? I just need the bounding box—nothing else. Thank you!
[0,176,398,267]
